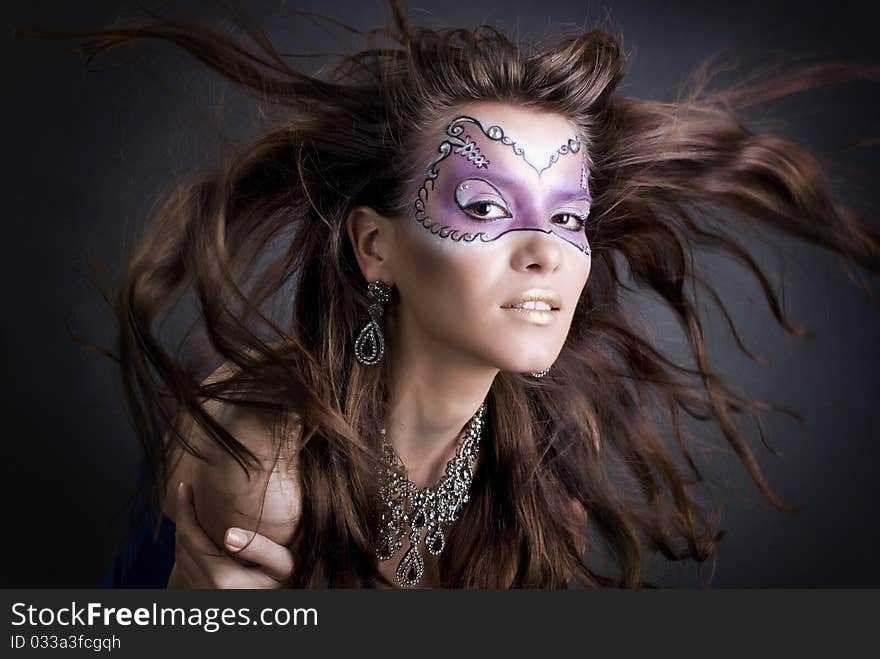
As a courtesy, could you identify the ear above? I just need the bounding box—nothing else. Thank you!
[346,205,395,285]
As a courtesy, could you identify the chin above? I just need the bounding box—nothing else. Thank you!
[473,338,563,374]
[492,354,558,374]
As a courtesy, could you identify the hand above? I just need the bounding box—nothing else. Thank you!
[166,482,295,589]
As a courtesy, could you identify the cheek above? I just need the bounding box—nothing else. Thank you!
[575,259,591,292]
[561,259,591,316]
[394,224,503,324]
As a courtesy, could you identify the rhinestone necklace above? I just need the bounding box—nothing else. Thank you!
[375,400,487,588]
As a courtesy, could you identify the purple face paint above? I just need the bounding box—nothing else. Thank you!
[412,115,592,257]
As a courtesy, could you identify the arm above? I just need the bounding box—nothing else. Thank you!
[161,361,302,560]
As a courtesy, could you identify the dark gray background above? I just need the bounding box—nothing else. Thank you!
[3,0,879,587]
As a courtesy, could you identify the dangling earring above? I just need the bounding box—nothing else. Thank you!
[529,368,550,378]
[354,280,392,366]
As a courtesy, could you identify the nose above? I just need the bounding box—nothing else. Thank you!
[508,228,563,274]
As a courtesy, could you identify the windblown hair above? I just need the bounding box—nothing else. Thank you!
[29,1,880,587]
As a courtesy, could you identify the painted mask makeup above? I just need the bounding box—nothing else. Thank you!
[412,115,592,257]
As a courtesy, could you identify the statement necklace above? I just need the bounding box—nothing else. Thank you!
[376,400,487,588]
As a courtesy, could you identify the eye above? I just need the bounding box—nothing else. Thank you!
[455,178,512,222]
[462,200,512,221]
[552,210,589,231]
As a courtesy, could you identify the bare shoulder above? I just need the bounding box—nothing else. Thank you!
[161,357,302,549]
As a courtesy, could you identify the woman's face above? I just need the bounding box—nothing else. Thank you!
[388,101,592,373]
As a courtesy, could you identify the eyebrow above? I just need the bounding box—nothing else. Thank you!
[461,168,593,205]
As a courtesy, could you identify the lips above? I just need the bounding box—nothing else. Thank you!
[507,300,554,311]
[502,306,558,326]
[501,288,562,311]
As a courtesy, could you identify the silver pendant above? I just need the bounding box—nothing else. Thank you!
[395,541,425,588]
[354,320,384,365]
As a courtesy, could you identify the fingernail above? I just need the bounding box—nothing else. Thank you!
[226,528,247,549]
[177,482,188,502]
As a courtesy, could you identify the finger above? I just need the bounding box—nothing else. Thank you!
[173,540,206,588]
[174,551,207,590]
[187,555,279,589]
[224,527,294,583]
[175,482,223,556]
[176,539,238,589]
[178,530,282,589]
[166,562,185,589]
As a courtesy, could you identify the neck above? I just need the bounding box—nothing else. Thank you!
[384,312,498,489]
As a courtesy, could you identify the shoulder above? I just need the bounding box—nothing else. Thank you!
[161,356,302,549]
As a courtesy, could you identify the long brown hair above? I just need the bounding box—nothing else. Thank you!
[23,1,880,587]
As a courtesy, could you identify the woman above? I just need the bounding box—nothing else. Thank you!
[31,1,879,588]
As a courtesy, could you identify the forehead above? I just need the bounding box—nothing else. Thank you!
[423,102,586,190]
[456,102,579,163]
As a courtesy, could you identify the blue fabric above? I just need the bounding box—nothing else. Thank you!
[98,408,184,588]
[97,459,175,588]
[97,509,176,589]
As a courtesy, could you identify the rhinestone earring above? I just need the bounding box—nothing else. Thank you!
[354,280,392,366]
[529,367,550,378]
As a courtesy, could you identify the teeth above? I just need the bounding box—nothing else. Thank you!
[511,301,553,311]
